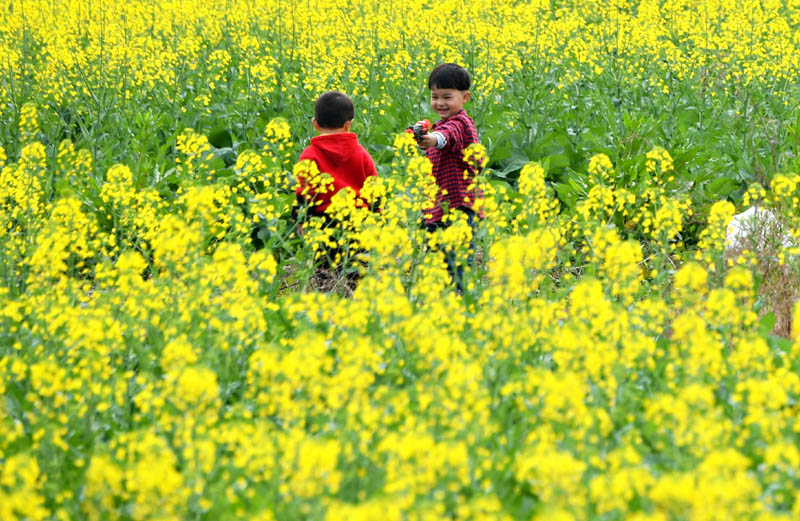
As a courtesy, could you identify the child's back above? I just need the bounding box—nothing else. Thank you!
[295,91,377,214]
[298,131,376,213]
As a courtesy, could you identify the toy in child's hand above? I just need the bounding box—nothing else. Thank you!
[405,119,431,143]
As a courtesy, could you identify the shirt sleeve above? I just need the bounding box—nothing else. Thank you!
[432,132,447,149]
[435,119,466,152]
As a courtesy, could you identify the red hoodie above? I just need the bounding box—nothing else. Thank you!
[296,132,378,213]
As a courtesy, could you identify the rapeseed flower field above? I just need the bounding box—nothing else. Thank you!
[2,1,800,520]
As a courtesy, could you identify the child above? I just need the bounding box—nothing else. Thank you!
[416,63,482,290]
[295,91,378,215]
[294,91,378,273]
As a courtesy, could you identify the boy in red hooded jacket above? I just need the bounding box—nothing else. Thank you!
[295,91,378,215]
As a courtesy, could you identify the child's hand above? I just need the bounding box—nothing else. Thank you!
[417,133,438,150]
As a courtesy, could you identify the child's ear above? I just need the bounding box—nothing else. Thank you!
[312,118,321,132]
[343,119,353,132]
[463,91,471,102]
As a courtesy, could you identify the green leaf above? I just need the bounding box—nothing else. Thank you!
[213,168,236,180]
[758,312,775,338]
[544,153,570,170]
[213,146,237,166]
[493,152,530,179]
[208,127,233,148]
[767,334,794,353]
[553,181,580,210]
[706,177,738,198]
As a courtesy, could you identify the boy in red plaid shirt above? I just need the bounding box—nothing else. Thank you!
[417,63,482,290]
[417,63,482,225]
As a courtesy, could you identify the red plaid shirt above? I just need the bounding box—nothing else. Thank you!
[424,110,482,224]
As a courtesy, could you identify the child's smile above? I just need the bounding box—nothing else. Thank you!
[430,87,470,120]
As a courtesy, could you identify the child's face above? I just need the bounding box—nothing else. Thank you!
[430,87,470,120]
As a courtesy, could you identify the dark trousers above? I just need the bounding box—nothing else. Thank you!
[425,207,476,293]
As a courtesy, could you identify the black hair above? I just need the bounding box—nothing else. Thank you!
[314,91,355,129]
[428,63,471,91]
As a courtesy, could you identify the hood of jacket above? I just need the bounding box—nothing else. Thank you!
[308,132,358,166]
